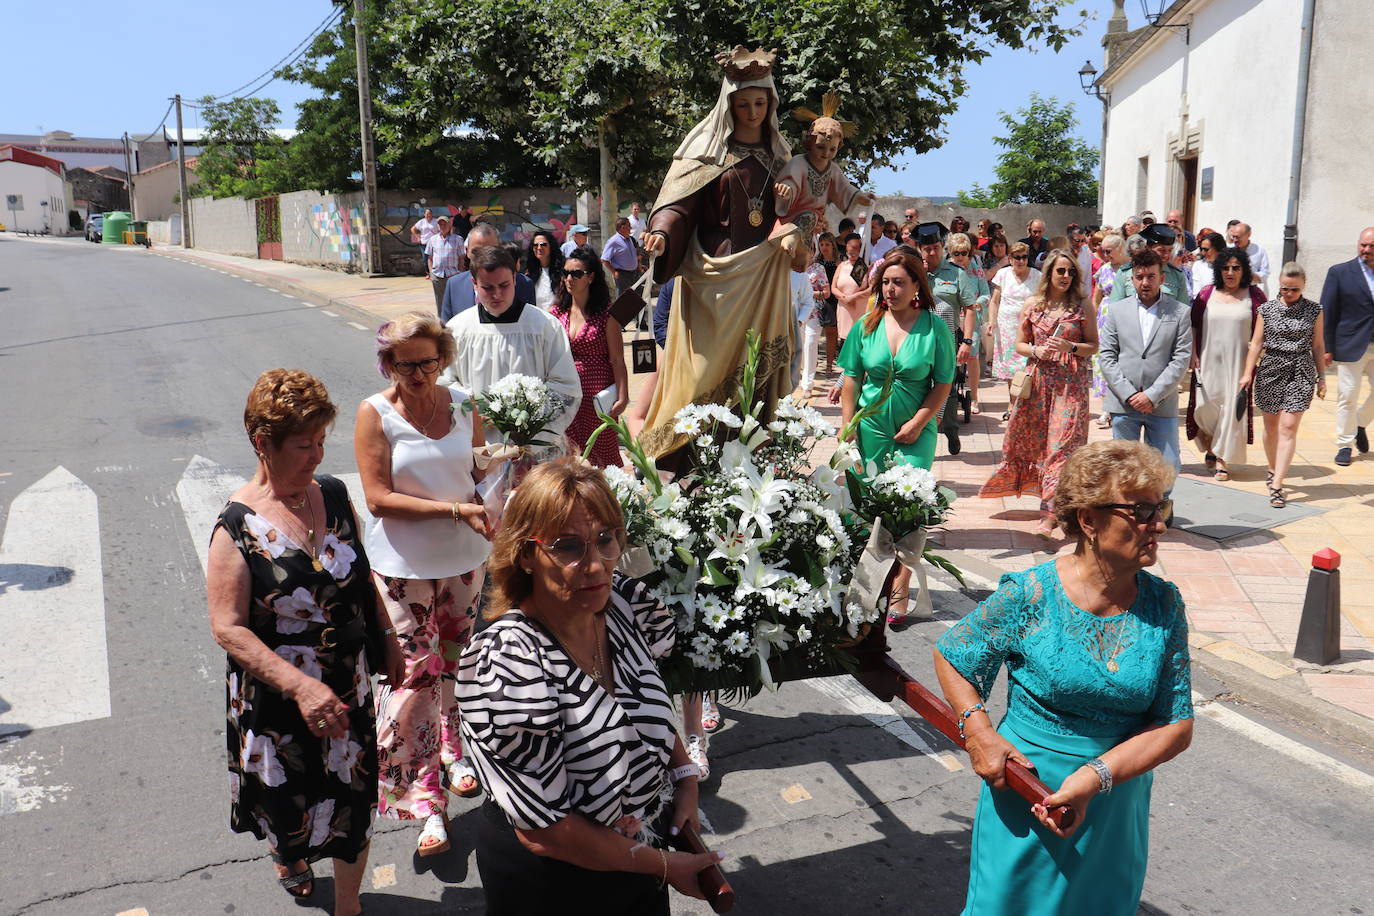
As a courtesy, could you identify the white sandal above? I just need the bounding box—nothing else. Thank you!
[446,758,481,798]
[417,812,450,856]
[686,733,710,781]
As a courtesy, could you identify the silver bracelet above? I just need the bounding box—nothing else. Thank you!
[1083,757,1113,794]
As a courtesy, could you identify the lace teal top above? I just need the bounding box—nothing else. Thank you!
[937,560,1193,741]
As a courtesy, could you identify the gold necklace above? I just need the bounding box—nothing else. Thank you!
[1074,555,1128,673]
[400,388,439,436]
[271,487,321,571]
[550,616,608,686]
[728,144,777,228]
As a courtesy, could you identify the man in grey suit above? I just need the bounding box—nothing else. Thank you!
[1321,227,1374,466]
[1097,249,1194,481]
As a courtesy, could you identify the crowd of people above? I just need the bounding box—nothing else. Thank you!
[207,53,1374,910]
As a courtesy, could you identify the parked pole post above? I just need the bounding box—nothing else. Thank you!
[121,132,137,219]
[1294,548,1341,665]
[174,94,192,248]
[352,0,383,276]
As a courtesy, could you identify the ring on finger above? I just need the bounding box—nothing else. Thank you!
[316,718,328,730]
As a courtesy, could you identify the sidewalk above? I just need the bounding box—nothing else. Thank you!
[153,244,1374,746]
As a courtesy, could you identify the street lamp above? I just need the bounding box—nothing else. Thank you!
[1078,60,1108,102]
[1137,0,1190,39]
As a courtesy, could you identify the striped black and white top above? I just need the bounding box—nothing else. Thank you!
[457,574,676,832]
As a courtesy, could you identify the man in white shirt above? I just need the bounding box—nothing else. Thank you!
[441,246,581,455]
[1228,221,1271,294]
[865,211,896,263]
[628,202,647,242]
[1069,226,1093,300]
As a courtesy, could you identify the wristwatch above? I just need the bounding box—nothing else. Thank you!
[961,337,973,345]
[670,764,699,784]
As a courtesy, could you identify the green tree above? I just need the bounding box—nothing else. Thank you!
[382,0,1086,216]
[957,183,1006,209]
[191,97,294,198]
[277,3,558,192]
[961,93,1099,207]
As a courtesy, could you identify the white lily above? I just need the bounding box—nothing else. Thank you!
[734,551,786,598]
[753,621,794,691]
[726,464,793,539]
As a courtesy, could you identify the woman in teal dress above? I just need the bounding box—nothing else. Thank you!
[934,440,1194,916]
[839,249,955,619]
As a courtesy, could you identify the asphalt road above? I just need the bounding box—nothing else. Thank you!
[2,236,1373,915]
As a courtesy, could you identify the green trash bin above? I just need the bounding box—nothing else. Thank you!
[102,211,131,245]
[128,220,149,246]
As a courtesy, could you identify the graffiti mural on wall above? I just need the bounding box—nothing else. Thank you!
[308,202,368,264]
[384,195,576,249]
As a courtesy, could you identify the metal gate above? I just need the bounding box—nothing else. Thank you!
[256,196,282,260]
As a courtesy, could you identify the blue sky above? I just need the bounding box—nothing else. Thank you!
[9,1,1109,197]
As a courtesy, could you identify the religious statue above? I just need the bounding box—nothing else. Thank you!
[773,92,873,241]
[640,47,806,459]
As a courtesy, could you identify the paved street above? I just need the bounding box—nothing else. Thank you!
[3,235,1374,915]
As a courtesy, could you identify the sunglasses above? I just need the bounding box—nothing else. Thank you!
[1011,255,1029,261]
[392,357,441,377]
[564,269,593,279]
[1053,267,1074,276]
[949,250,971,257]
[529,529,624,569]
[1095,499,1173,524]
[532,242,550,249]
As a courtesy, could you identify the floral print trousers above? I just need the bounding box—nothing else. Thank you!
[374,569,483,820]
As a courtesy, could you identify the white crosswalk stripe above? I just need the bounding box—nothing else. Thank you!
[0,468,109,736]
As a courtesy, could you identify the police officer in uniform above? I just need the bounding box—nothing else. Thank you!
[915,221,979,455]
[1109,222,1190,304]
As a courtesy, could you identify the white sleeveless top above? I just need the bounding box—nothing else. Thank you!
[363,387,492,579]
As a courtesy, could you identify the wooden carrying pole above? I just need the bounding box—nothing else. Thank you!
[672,824,734,912]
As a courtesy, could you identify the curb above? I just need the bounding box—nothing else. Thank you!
[933,545,1374,756]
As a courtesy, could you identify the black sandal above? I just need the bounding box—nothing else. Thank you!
[1204,453,1217,470]
[277,862,314,899]
[1269,487,1286,509]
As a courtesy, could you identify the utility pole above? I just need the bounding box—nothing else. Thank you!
[353,0,383,275]
[174,94,191,248]
[121,132,137,218]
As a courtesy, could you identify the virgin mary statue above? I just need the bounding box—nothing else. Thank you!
[640,46,806,459]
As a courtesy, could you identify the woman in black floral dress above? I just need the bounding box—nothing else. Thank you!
[1241,263,1328,508]
[208,369,403,914]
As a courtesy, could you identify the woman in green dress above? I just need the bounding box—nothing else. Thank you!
[934,440,1194,915]
[838,249,955,619]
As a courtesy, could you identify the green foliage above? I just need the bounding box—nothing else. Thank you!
[961,93,1099,207]
[278,2,558,192]
[957,182,1007,209]
[190,97,294,199]
[380,0,1085,198]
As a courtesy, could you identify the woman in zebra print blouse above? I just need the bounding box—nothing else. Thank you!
[457,460,723,913]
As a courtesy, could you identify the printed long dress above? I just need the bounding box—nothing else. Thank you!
[991,266,1041,380]
[980,308,1091,512]
[837,307,957,472]
[555,306,622,467]
[936,561,1193,916]
[1091,263,1120,398]
[216,475,377,865]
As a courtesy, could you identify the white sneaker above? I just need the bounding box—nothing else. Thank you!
[686,733,710,781]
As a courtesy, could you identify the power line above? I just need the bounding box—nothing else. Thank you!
[131,99,176,143]
[200,8,343,104]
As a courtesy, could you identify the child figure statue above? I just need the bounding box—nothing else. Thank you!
[773,92,874,241]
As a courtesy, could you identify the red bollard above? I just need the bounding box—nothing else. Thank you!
[1294,549,1341,665]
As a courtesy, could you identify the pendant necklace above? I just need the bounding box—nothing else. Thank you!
[274,487,321,572]
[1075,555,1127,673]
[557,616,607,687]
[730,147,775,228]
[401,389,439,436]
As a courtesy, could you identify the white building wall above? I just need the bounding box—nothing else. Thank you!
[1102,0,1305,262]
[1296,0,1374,288]
[0,161,71,233]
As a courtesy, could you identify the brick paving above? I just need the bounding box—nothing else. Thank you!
[155,244,1374,724]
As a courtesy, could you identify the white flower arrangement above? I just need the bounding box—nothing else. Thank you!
[594,331,871,695]
[472,373,564,448]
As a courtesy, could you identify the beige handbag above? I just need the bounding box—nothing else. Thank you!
[1008,366,1035,400]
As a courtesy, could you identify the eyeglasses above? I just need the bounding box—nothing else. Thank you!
[392,357,441,376]
[949,250,971,257]
[532,242,550,249]
[1011,255,1029,261]
[529,529,624,568]
[1053,267,1074,276]
[564,269,593,279]
[1221,265,1243,271]
[1198,245,1212,253]
[1094,499,1173,524]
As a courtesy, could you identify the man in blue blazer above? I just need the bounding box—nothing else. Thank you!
[439,223,535,323]
[1321,228,1374,466]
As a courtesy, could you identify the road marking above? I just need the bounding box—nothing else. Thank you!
[0,468,109,735]
[803,675,963,772]
[1193,692,1374,791]
[281,294,295,300]
[304,302,317,308]
[0,746,72,815]
[347,321,368,331]
[321,309,339,317]
[175,456,247,577]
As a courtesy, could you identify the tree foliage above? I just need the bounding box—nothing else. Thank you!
[381,0,1086,200]
[960,93,1099,207]
[190,97,294,199]
[278,2,559,192]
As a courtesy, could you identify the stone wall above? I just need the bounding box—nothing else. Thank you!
[188,196,256,257]
[870,196,1100,238]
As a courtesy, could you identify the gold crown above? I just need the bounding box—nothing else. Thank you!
[793,92,857,138]
[715,46,777,82]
